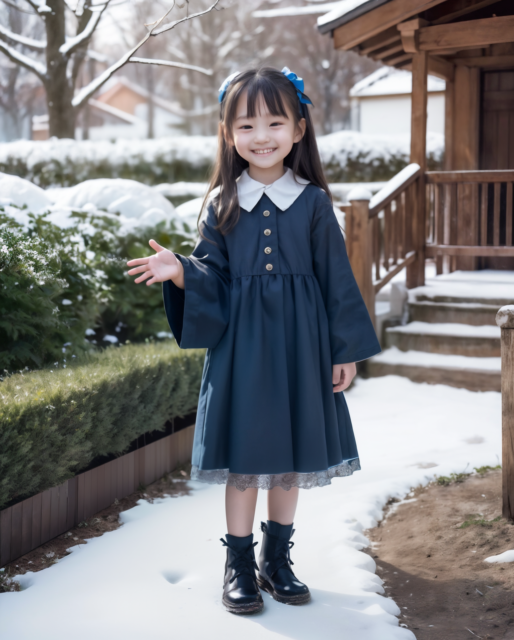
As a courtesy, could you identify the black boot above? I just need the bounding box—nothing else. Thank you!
[257,520,311,605]
[220,533,264,614]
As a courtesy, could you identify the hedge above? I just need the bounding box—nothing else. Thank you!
[0,133,444,187]
[0,342,205,510]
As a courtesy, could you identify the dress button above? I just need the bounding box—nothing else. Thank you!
[266,263,273,271]
[264,247,272,254]
[263,210,270,217]
[264,229,271,236]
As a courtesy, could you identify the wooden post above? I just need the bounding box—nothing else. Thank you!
[347,187,375,327]
[496,305,514,522]
[407,50,428,289]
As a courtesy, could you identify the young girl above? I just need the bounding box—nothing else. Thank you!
[127,66,380,615]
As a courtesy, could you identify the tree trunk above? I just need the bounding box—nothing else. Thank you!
[44,0,76,138]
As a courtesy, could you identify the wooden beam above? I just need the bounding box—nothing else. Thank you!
[427,169,514,182]
[370,41,404,61]
[426,245,514,257]
[384,52,413,67]
[453,66,480,171]
[429,0,503,25]
[428,55,455,81]
[444,79,455,170]
[452,55,514,68]
[398,18,429,53]
[418,16,514,53]
[408,51,428,289]
[358,26,400,56]
[333,0,448,51]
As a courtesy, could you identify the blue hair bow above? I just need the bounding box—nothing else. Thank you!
[218,71,240,104]
[281,67,313,109]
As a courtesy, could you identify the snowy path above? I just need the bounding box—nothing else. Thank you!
[1,376,501,640]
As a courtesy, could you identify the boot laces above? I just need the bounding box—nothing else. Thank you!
[261,523,295,575]
[220,538,259,584]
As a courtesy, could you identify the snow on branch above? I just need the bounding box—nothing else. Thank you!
[0,38,46,78]
[72,1,220,110]
[0,24,46,50]
[60,1,110,56]
[130,57,212,76]
[152,0,222,37]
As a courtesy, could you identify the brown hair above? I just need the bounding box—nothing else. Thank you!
[199,66,331,236]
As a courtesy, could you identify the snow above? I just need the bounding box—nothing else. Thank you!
[386,322,501,339]
[484,550,514,564]
[371,347,501,372]
[318,0,375,28]
[369,164,420,212]
[0,172,52,213]
[347,186,372,201]
[410,279,514,305]
[0,173,196,238]
[253,2,342,18]
[496,305,514,328]
[317,130,444,168]
[0,132,443,188]
[350,68,445,98]
[330,181,386,202]
[154,182,209,198]
[0,376,501,640]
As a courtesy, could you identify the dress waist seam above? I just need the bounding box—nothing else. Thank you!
[230,272,316,281]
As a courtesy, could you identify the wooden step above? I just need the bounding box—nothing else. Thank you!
[367,348,501,392]
[385,322,501,357]
[410,280,514,307]
[409,301,499,326]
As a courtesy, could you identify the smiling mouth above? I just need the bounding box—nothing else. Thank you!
[251,148,277,155]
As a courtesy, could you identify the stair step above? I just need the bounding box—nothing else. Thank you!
[409,301,499,326]
[410,280,514,307]
[368,347,501,392]
[385,322,501,357]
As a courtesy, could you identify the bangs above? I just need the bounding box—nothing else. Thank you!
[245,77,289,119]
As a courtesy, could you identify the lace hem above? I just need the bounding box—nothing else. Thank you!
[190,458,361,491]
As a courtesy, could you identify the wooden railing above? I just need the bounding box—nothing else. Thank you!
[343,166,514,328]
[425,170,514,272]
[343,163,423,324]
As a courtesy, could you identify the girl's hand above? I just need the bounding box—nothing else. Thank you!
[126,239,185,289]
[332,362,356,393]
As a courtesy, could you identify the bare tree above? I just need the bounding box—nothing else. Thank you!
[0,0,221,138]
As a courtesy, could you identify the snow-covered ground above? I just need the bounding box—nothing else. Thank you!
[1,376,501,640]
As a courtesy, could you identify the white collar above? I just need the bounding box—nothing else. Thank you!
[236,167,310,212]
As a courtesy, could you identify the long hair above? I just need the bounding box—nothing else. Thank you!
[199,66,331,237]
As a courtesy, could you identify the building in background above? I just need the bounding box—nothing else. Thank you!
[32,77,185,141]
[350,67,445,136]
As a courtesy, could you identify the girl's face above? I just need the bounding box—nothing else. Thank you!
[227,90,306,174]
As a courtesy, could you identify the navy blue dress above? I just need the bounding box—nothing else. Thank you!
[163,184,381,491]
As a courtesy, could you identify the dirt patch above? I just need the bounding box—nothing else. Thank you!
[365,469,514,640]
[1,463,192,591]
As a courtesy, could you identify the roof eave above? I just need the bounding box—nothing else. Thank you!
[317,0,393,36]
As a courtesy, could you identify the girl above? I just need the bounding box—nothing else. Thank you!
[127,66,380,615]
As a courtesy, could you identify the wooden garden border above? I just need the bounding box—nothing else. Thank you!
[0,424,195,567]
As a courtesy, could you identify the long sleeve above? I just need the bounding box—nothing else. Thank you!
[311,189,381,364]
[162,204,231,349]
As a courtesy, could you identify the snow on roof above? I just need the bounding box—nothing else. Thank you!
[350,67,445,98]
[317,0,390,33]
[253,2,341,18]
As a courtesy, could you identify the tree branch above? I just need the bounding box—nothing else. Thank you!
[151,0,222,37]
[71,2,175,109]
[0,23,46,50]
[0,39,46,79]
[60,0,110,56]
[129,57,212,76]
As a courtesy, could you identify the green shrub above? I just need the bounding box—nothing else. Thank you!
[0,208,193,373]
[0,213,104,372]
[0,342,204,510]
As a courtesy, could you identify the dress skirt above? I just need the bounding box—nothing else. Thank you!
[163,185,381,491]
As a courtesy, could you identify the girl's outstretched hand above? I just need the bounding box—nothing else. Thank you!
[332,362,356,393]
[126,239,185,289]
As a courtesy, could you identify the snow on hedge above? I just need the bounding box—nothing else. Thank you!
[0,172,188,237]
[0,131,444,187]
